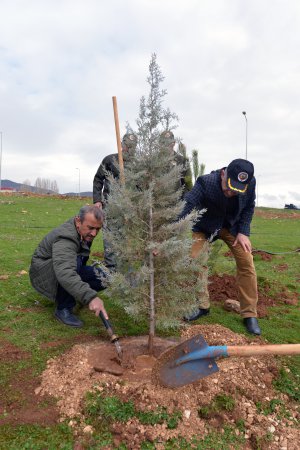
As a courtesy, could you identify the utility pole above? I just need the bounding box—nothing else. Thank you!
[242,111,248,160]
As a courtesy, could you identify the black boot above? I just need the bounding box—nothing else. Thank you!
[243,317,261,335]
[54,308,83,328]
[183,308,210,322]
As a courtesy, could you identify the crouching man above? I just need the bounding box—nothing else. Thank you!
[29,205,108,327]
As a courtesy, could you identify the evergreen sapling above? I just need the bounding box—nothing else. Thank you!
[104,54,207,352]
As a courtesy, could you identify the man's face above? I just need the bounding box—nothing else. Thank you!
[122,144,136,159]
[221,170,239,198]
[75,213,102,242]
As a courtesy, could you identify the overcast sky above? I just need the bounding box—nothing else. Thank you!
[1,0,300,208]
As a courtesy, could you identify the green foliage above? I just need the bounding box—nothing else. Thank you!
[165,425,245,449]
[84,391,182,429]
[0,423,73,450]
[192,149,199,182]
[198,394,236,418]
[85,392,135,422]
[104,54,206,334]
[178,140,193,191]
[273,366,300,402]
[0,195,299,448]
[255,398,292,420]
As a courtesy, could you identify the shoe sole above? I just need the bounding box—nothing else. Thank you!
[54,313,83,328]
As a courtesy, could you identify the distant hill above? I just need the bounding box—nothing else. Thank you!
[1,179,92,197]
[0,179,55,194]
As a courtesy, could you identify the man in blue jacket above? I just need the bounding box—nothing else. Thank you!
[181,158,261,335]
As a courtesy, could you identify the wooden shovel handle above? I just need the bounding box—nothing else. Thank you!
[227,344,300,357]
[112,96,125,185]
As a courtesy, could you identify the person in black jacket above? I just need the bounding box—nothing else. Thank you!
[93,133,138,269]
[93,133,138,208]
[159,130,192,197]
[181,158,261,335]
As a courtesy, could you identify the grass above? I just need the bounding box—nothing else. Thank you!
[198,394,236,418]
[0,423,74,450]
[84,391,182,429]
[0,194,299,448]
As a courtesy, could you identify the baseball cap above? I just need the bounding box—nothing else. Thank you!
[226,159,254,194]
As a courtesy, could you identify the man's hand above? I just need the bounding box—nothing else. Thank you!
[89,297,108,319]
[232,233,252,252]
[94,202,103,209]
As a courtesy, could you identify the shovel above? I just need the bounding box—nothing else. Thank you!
[154,334,300,388]
[99,311,123,362]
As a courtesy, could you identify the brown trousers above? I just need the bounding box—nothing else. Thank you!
[191,229,258,318]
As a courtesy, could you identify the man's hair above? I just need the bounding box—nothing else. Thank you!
[122,133,138,150]
[77,205,104,223]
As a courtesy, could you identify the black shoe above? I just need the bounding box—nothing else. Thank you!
[54,308,83,328]
[243,317,261,335]
[183,308,210,322]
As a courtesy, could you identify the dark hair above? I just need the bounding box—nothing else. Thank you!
[77,205,104,223]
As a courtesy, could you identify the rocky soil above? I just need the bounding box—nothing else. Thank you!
[37,324,300,449]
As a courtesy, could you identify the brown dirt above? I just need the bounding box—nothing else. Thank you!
[254,210,300,220]
[208,274,299,317]
[0,339,60,426]
[36,325,299,449]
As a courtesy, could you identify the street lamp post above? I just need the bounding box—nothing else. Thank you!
[242,111,248,160]
[76,168,80,197]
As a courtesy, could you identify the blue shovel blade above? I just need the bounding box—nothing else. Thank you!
[157,334,219,388]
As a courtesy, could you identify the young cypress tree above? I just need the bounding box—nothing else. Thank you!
[104,54,206,353]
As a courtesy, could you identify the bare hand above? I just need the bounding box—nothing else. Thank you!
[232,233,252,252]
[88,297,108,319]
[94,202,103,209]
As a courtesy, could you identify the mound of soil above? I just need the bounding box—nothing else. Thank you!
[38,325,299,449]
[208,274,299,317]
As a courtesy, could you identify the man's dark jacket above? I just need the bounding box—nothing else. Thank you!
[180,169,256,239]
[29,218,98,304]
[93,153,120,204]
[93,152,191,204]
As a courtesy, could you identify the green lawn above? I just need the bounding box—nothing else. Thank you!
[0,195,299,449]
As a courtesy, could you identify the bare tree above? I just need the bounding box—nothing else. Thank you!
[34,178,59,194]
[20,179,32,192]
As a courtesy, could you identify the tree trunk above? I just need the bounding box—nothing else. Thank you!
[148,200,155,355]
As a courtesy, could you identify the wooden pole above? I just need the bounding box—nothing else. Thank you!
[228,344,300,357]
[112,96,125,184]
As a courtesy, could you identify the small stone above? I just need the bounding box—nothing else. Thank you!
[223,299,240,314]
[184,409,191,419]
[83,425,93,434]
[34,387,42,395]
[268,425,275,433]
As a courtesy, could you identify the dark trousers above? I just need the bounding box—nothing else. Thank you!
[55,256,106,310]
